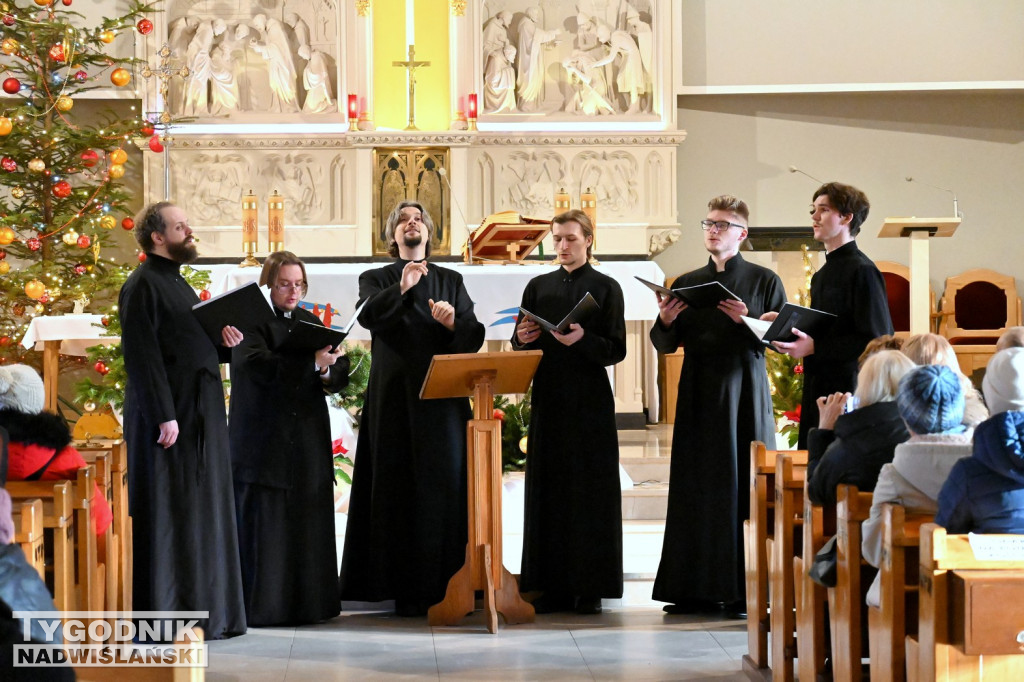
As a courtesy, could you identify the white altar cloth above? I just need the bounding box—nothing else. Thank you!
[20,314,119,355]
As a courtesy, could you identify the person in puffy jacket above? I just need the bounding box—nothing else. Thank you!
[937,347,1024,534]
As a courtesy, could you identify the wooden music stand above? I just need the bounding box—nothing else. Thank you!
[878,217,960,335]
[420,350,542,633]
[464,211,551,265]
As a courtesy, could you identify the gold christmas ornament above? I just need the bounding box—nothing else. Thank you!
[0,226,14,244]
[0,116,11,135]
[108,148,127,165]
[0,261,9,274]
[83,401,97,412]
[24,279,45,299]
[1,38,18,55]
[110,67,131,87]
[62,230,79,245]
[99,215,116,229]
[99,30,115,44]
[10,186,24,199]
[519,436,528,454]
[55,95,74,112]
[28,158,45,172]
[108,163,125,179]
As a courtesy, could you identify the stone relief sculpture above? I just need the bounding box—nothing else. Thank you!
[515,7,561,110]
[209,24,248,115]
[301,48,334,113]
[589,21,649,114]
[562,51,614,115]
[648,228,681,257]
[484,44,518,114]
[250,14,300,112]
[183,19,224,116]
[502,151,565,216]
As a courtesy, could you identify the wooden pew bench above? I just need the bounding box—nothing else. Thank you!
[11,497,46,579]
[6,480,75,612]
[768,452,809,682]
[795,482,835,682]
[830,485,874,682]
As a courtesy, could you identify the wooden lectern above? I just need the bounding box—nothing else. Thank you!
[463,211,551,265]
[878,217,960,335]
[420,350,542,633]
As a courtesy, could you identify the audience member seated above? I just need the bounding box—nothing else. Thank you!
[807,350,916,505]
[861,365,971,606]
[0,365,111,535]
[996,325,1024,351]
[857,333,903,366]
[902,333,988,428]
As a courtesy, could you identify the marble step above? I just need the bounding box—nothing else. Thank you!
[622,481,670,520]
[619,456,671,484]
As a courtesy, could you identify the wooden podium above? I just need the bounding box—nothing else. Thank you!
[878,217,960,335]
[420,350,542,633]
[463,211,551,264]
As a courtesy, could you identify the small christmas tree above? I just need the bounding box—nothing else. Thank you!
[0,1,164,373]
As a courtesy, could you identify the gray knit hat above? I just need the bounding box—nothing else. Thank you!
[982,347,1024,415]
[897,364,965,435]
[0,364,45,415]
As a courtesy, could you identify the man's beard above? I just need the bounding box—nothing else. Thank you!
[403,233,423,248]
[166,240,198,264]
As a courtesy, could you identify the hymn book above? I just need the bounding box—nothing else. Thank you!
[279,299,368,352]
[634,276,741,308]
[519,292,600,334]
[740,302,837,345]
[191,281,275,344]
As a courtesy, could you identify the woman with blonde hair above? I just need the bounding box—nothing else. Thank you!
[901,333,987,427]
[806,350,916,505]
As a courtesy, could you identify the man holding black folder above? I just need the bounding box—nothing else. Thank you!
[769,182,893,448]
[228,251,348,626]
[119,202,246,639]
[512,209,627,615]
[650,195,786,618]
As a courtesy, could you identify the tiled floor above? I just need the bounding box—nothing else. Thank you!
[205,425,750,680]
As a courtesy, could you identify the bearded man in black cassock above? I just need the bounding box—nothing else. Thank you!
[119,202,246,639]
[650,195,786,618]
[229,251,349,626]
[512,209,626,615]
[339,201,484,617]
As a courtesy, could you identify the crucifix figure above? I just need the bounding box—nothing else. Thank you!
[393,45,430,131]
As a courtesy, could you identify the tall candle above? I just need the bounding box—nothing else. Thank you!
[268,190,285,253]
[468,93,478,119]
[241,189,258,249]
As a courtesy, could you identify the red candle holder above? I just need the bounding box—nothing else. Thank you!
[348,94,359,131]
[467,93,478,131]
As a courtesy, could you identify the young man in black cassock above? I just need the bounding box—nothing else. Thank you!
[339,201,484,617]
[229,251,349,626]
[650,195,786,618]
[771,182,893,447]
[512,209,626,615]
[119,202,246,639]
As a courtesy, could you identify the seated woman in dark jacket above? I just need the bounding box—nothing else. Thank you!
[806,350,916,505]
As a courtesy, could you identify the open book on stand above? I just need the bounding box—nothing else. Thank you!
[519,292,600,334]
[740,302,837,345]
[634,276,740,308]
[280,299,369,352]
[191,281,275,344]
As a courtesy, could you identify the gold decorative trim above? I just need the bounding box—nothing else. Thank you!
[356,0,371,18]
[450,0,467,17]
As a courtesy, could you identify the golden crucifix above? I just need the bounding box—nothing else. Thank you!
[393,45,431,131]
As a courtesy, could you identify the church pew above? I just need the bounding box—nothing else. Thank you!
[6,480,75,611]
[769,452,808,682]
[71,465,104,615]
[743,441,808,680]
[912,524,1024,682]
[12,497,46,579]
[796,482,836,682]
[868,504,932,682]
[830,485,874,682]
[78,440,130,611]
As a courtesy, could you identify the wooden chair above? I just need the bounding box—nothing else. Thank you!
[911,524,1024,682]
[830,485,874,682]
[6,480,75,611]
[876,261,937,339]
[795,483,836,682]
[743,442,808,679]
[768,452,808,682]
[868,504,932,682]
[937,268,1022,376]
[11,497,46,579]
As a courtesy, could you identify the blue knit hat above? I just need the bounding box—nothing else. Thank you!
[897,365,965,434]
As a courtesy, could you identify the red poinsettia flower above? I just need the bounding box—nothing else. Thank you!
[783,405,801,423]
[331,437,348,455]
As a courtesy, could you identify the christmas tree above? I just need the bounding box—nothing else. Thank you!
[0,0,164,375]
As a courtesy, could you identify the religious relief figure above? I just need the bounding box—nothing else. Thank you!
[515,7,561,110]
[176,154,250,223]
[484,44,518,114]
[562,51,614,115]
[590,21,649,114]
[183,19,226,116]
[209,24,248,115]
[301,48,335,113]
[250,13,300,112]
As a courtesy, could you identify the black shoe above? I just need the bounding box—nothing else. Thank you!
[662,598,715,615]
[723,600,747,619]
[575,596,602,615]
[530,593,575,614]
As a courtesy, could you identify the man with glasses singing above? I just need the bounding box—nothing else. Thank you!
[649,195,786,619]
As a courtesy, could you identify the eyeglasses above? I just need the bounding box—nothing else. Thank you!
[700,219,744,232]
[274,282,305,292]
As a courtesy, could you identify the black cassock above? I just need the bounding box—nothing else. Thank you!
[119,254,245,639]
[650,254,786,605]
[513,263,626,598]
[339,260,484,605]
[229,306,350,626]
[798,241,893,447]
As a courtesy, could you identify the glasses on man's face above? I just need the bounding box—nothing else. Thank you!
[700,219,744,232]
[275,282,304,292]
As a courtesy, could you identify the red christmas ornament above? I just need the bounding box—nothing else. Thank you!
[137,18,153,35]
[140,122,155,136]
[137,252,147,263]
[1,15,14,27]
[74,263,87,275]
[0,248,5,259]
[492,408,505,421]
[147,135,164,153]
[0,336,10,347]
[94,361,109,375]
[77,234,91,248]
[26,237,41,251]
[38,293,50,304]
[101,315,110,326]
[52,180,72,198]
[62,0,73,5]
[199,289,212,302]
[2,78,20,94]
[121,217,134,230]
[48,43,66,62]
[74,70,87,82]
[1,157,15,172]
[80,149,99,167]
[794,363,804,375]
